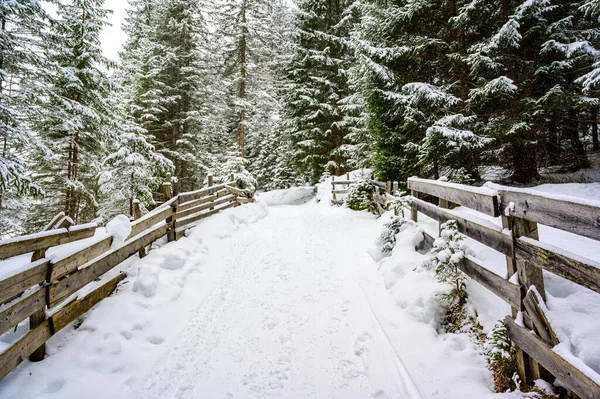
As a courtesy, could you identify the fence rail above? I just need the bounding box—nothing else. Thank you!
[0,177,255,380]
[331,174,399,214]
[408,177,600,399]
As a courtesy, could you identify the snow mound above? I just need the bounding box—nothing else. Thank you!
[105,215,132,249]
[258,187,314,206]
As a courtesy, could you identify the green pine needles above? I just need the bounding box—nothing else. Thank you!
[344,178,374,211]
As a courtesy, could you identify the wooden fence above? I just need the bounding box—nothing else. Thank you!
[407,177,600,399]
[331,174,400,214]
[0,177,255,380]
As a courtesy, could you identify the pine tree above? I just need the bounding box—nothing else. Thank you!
[98,94,174,222]
[31,0,116,227]
[0,0,49,234]
[152,0,211,191]
[120,0,165,140]
[213,0,290,185]
[283,0,358,184]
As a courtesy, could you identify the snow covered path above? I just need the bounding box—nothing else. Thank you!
[135,203,422,399]
[0,197,435,399]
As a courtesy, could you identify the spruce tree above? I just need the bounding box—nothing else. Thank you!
[152,0,211,191]
[0,0,49,234]
[283,0,357,183]
[32,0,116,227]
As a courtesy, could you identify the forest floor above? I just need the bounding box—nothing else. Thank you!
[1,181,599,398]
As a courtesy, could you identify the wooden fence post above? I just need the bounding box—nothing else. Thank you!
[29,216,74,361]
[503,215,547,384]
[162,182,176,243]
[133,200,146,258]
[411,189,418,222]
[392,182,399,216]
[208,175,214,210]
[438,197,449,235]
[332,175,337,203]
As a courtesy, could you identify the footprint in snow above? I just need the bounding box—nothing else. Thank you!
[146,336,165,345]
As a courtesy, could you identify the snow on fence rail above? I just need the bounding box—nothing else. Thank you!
[408,177,600,399]
[0,177,255,380]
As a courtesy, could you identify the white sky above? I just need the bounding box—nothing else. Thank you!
[100,0,128,62]
[97,0,296,63]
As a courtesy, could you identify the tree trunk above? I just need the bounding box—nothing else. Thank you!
[592,104,599,151]
[238,0,248,158]
[565,108,589,170]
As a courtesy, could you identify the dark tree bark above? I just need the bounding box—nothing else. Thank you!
[592,104,599,151]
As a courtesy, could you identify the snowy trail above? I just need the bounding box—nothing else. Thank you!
[0,197,430,399]
[135,203,422,399]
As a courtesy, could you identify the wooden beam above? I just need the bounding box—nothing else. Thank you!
[0,289,45,337]
[0,259,49,304]
[51,274,125,333]
[174,195,236,221]
[49,236,113,282]
[516,237,600,295]
[412,198,513,256]
[506,317,600,399]
[459,256,522,310]
[523,289,560,347]
[408,178,500,217]
[178,181,235,203]
[331,180,353,185]
[500,189,600,242]
[174,201,237,239]
[128,206,173,239]
[49,223,169,308]
[0,226,96,262]
[0,319,52,380]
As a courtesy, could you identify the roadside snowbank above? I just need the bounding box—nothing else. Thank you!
[257,186,314,206]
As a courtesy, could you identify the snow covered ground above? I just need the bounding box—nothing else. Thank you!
[1,179,598,398]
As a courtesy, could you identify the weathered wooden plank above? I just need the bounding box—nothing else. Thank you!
[43,212,66,231]
[50,236,113,281]
[515,237,600,295]
[500,189,600,241]
[178,181,235,203]
[412,197,513,256]
[128,206,174,239]
[174,195,236,221]
[0,226,97,262]
[177,189,228,213]
[0,319,52,380]
[224,185,251,197]
[408,178,500,217]
[175,201,237,235]
[0,289,45,337]
[49,223,169,307]
[460,256,522,310]
[506,316,600,399]
[371,181,387,189]
[0,259,50,304]
[331,180,353,185]
[332,190,348,195]
[523,289,560,346]
[51,274,126,333]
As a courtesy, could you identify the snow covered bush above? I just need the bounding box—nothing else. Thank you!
[378,217,408,253]
[485,321,517,393]
[387,192,412,218]
[344,178,374,211]
[209,156,257,193]
[425,221,472,332]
